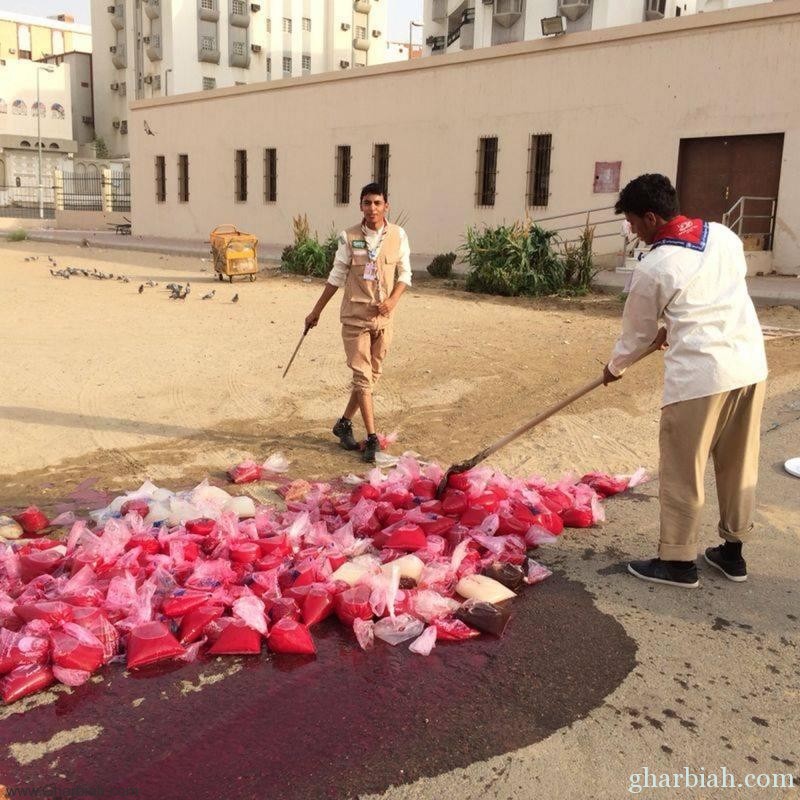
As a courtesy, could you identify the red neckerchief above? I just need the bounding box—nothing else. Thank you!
[651,215,708,252]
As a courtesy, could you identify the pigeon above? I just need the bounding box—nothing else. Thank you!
[169,287,182,300]
[144,120,156,136]
[145,280,157,287]
[201,290,215,300]
[184,283,191,297]
[232,293,239,303]
[48,256,55,264]
[138,284,144,294]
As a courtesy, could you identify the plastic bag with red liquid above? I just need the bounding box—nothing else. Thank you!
[560,507,595,529]
[19,549,63,583]
[434,617,480,641]
[50,623,105,673]
[267,618,316,655]
[0,628,49,674]
[228,460,262,485]
[12,507,50,536]
[334,585,373,626]
[1,664,54,704]
[14,601,74,626]
[127,621,186,669]
[178,604,223,645]
[383,522,427,552]
[524,560,553,585]
[71,607,120,663]
[208,618,263,655]
[162,589,211,618]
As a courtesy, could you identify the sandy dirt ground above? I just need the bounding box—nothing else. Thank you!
[2,240,800,800]
[2,240,798,509]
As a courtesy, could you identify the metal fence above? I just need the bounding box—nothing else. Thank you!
[0,185,56,219]
[61,172,131,213]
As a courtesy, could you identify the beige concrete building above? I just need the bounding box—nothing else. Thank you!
[128,1,800,275]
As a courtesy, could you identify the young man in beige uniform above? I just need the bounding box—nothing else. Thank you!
[305,182,412,463]
[604,174,767,588]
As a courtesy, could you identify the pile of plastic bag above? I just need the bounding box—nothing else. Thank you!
[0,455,646,704]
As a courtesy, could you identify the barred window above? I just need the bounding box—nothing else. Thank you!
[201,0,214,9]
[264,148,277,202]
[302,16,311,31]
[355,25,366,39]
[302,54,311,71]
[282,17,292,32]
[266,18,271,32]
[282,56,292,73]
[235,149,248,201]
[201,35,216,51]
[232,0,245,14]
[155,155,166,202]
[476,136,498,207]
[373,143,389,195]
[233,41,245,55]
[202,76,216,89]
[334,145,351,205]
[266,57,271,74]
[178,154,189,202]
[526,133,552,207]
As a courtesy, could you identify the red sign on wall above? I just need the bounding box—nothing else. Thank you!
[594,161,621,193]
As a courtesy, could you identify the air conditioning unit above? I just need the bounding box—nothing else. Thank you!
[250,3,260,10]
[7,48,15,54]
[107,4,115,11]
[143,74,153,83]
[371,29,381,37]
[82,115,94,124]
[142,35,151,43]
[251,43,262,52]
[339,59,350,67]
[112,119,121,129]
[109,45,117,53]
[340,22,350,30]
[110,81,119,89]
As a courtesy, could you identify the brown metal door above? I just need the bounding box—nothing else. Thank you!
[676,133,783,240]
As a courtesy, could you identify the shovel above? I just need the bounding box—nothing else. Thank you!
[282,324,311,379]
[435,343,661,498]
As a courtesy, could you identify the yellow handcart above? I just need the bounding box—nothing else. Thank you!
[209,224,259,282]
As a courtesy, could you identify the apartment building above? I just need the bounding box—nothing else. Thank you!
[0,10,92,62]
[90,0,389,157]
[423,0,774,54]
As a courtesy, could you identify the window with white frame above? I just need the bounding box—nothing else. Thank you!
[12,100,26,115]
[302,17,311,31]
[282,17,292,32]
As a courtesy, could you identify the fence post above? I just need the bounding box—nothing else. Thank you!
[101,168,113,214]
[54,169,65,212]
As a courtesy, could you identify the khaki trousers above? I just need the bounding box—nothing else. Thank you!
[342,321,393,395]
[658,382,765,561]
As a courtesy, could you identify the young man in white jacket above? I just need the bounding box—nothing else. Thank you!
[604,174,767,588]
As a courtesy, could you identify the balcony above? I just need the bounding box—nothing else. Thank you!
[557,0,591,22]
[229,0,251,27]
[146,34,162,61]
[353,36,370,51]
[198,36,220,63]
[111,42,127,69]
[145,0,161,19]
[353,0,371,13]
[110,2,125,30]
[197,0,220,23]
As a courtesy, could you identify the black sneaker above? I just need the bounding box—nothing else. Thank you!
[627,558,699,588]
[704,545,747,582]
[332,417,359,451]
[362,433,380,464]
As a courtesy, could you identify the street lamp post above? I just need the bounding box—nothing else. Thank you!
[37,65,55,220]
[408,21,423,61]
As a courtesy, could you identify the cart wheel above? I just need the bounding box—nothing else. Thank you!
[217,272,223,282]
[249,274,256,282]
[230,275,234,283]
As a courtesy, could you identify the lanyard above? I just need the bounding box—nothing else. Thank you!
[361,222,388,262]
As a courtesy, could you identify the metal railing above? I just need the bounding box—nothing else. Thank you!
[59,172,131,213]
[0,185,56,219]
[530,204,622,244]
[722,195,776,250]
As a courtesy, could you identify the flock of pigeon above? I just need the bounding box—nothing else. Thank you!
[35,255,240,303]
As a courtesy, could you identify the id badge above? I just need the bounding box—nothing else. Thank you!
[362,261,377,281]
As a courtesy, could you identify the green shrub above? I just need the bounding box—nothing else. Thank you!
[427,252,456,278]
[7,229,28,242]
[462,222,562,296]
[281,214,337,277]
[461,220,596,297]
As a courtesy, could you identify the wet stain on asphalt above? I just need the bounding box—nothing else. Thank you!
[0,572,636,800]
